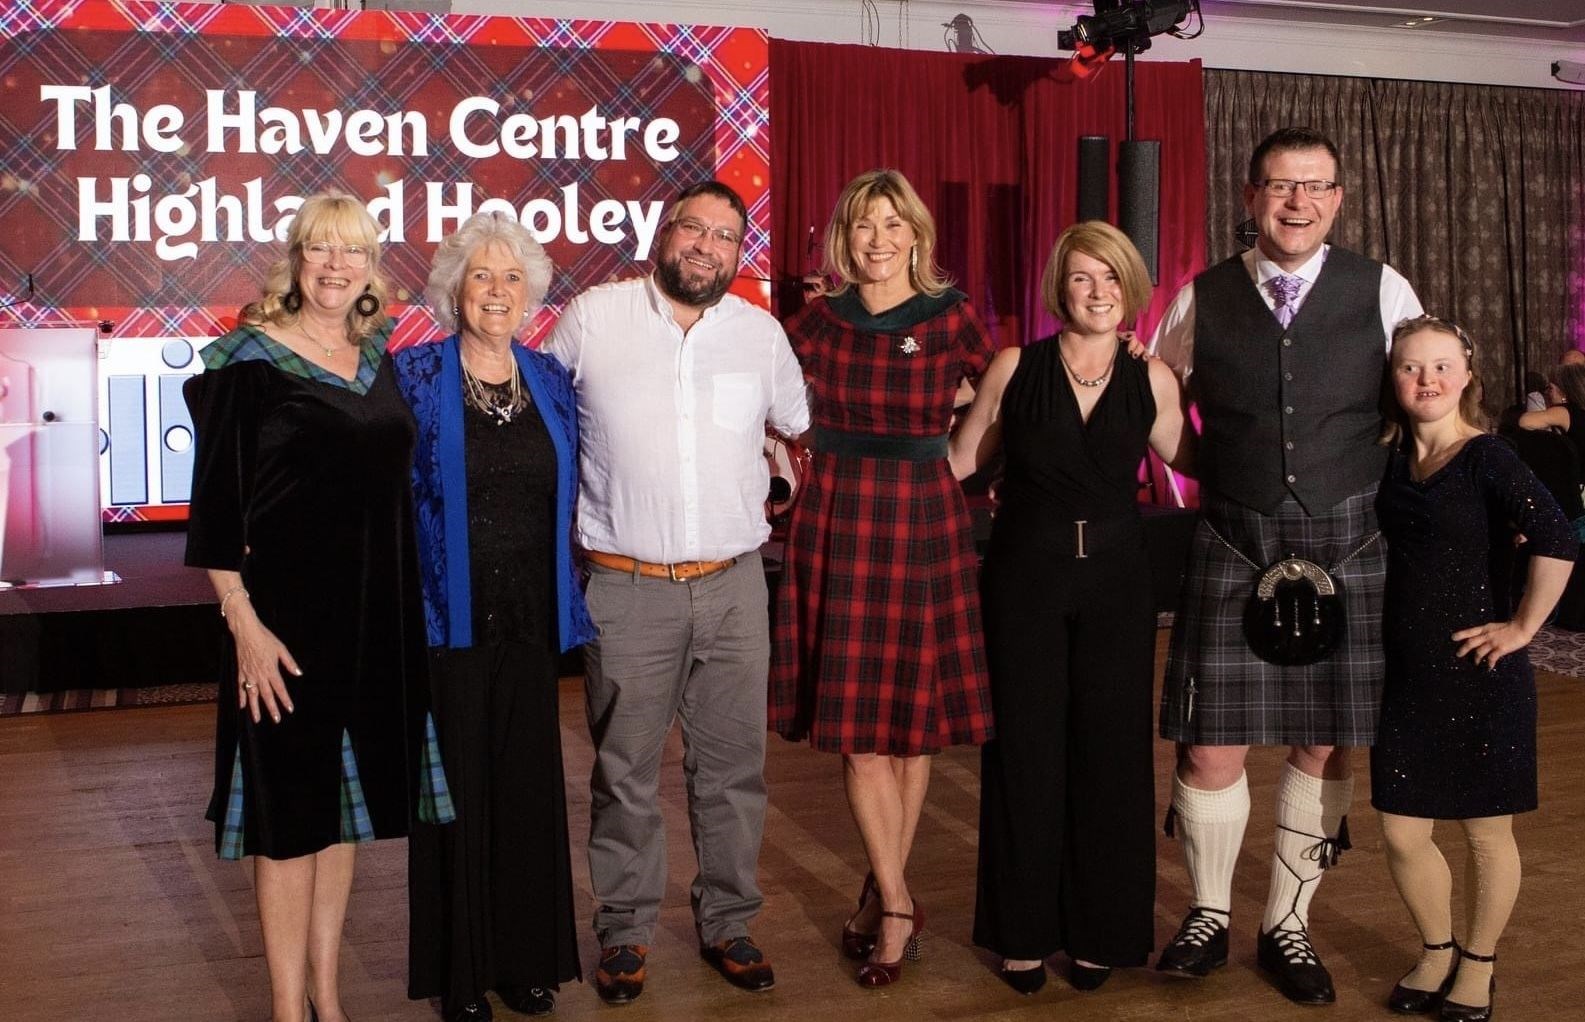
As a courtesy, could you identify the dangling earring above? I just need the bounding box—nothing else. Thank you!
[282,287,302,314]
[354,288,380,317]
[909,245,918,274]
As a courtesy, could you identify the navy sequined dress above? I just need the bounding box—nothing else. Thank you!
[1372,434,1576,819]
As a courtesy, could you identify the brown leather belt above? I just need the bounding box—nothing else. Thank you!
[584,550,738,582]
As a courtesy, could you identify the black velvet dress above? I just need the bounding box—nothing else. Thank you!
[1372,434,1577,819]
[973,339,1157,965]
[185,327,430,860]
[407,378,581,1005]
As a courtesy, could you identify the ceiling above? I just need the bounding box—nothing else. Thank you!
[1205,0,1585,42]
[1026,1,1585,44]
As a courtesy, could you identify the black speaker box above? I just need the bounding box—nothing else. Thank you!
[1077,135,1110,223]
[1119,139,1160,284]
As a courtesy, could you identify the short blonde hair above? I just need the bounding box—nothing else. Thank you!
[1039,220,1152,325]
[821,169,953,297]
[425,212,553,335]
[243,190,389,342]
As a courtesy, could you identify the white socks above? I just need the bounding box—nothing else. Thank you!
[1263,763,1353,934]
[1172,770,1251,915]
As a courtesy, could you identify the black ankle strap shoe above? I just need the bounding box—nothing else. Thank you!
[1439,949,1495,1022]
[1388,939,1459,1014]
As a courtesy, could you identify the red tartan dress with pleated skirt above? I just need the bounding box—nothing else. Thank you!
[770,288,995,755]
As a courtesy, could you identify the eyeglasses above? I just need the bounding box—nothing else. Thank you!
[1257,179,1339,198]
[670,217,742,247]
[301,242,371,267]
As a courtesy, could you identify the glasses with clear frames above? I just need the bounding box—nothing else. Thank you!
[301,241,371,267]
[670,217,742,247]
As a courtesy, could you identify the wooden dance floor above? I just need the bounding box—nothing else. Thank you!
[2,635,1582,1021]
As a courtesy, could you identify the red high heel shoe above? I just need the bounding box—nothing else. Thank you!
[856,901,925,988]
[841,872,879,960]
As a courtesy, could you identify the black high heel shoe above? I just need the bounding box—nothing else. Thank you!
[998,961,1046,995]
[1439,949,1495,1022]
[1388,939,1459,1014]
[841,872,879,960]
[1068,959,1112,991]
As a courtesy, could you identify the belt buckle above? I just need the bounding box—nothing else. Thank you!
[668,561,687,583]
[1074,519,1088,559]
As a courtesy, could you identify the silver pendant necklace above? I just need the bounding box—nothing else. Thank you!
[462,358,526,425]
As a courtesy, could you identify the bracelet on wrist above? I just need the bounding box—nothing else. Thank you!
[219,585,250,618]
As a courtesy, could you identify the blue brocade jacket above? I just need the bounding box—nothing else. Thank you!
[392,334,595,652]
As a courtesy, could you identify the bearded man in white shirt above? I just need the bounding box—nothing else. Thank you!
[1149,126,1422,1006]
[544,180,810,1006]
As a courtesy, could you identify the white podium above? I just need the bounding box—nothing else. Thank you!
[0,328,110,587]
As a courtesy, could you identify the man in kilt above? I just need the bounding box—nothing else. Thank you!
[1148,126,1422,1004]
[545,180,810,1004]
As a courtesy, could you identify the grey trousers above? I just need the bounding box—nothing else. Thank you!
[583,552,769,948]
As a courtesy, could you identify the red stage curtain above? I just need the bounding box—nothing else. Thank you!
[769,40,1206,349]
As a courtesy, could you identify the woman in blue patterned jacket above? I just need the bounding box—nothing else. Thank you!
[394,212,595,1022]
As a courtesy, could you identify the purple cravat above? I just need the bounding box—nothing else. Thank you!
[1269,274,1303,327]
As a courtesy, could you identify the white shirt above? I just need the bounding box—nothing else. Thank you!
[544,274,811,563]
[1149,245,1423,381]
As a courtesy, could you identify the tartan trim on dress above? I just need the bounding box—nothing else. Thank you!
[201,323,386,395]
[218,744,246,861]
[338,730,376,844]
[416,711,455,825]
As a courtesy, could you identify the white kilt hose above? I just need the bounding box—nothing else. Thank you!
[1161,483,1387,747]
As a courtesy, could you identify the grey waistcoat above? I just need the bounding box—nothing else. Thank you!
[1191,248,1388,515]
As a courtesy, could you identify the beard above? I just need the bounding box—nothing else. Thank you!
[655,251,733,308]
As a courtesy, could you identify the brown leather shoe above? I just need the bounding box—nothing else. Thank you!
[595,944,649,1005]
[700,936,776,992]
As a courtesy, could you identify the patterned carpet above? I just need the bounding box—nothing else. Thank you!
[1528,624,1585,678]
[0,682,215,716]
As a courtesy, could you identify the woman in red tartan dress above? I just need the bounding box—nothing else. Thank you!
[770,170,995,987]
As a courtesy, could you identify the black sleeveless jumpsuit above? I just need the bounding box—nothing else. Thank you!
[972,338,1158,964]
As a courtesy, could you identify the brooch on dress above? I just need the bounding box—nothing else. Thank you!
[898,336,921,355]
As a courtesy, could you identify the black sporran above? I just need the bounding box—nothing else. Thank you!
[1241,558,1345,667]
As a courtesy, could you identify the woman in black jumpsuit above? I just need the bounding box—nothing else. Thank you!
[950,221,1192,994]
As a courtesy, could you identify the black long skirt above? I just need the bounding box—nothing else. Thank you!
[408,639,580,1004]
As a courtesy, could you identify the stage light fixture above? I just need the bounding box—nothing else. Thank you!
[1058,0,1199,55]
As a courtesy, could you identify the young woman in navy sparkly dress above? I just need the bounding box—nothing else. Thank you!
[1373,316,1576,1021]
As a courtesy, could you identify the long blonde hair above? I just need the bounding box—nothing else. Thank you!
[241,190,390,342]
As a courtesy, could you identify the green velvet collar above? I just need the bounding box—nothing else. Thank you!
[825,287,966,332]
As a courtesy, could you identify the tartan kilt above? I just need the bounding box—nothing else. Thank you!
[1161,484,1387,746]
[768,453,994,756]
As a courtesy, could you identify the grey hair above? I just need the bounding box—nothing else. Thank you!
[425,211,553,334]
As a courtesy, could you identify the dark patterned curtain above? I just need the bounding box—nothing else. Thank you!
[1204,69,1585,406]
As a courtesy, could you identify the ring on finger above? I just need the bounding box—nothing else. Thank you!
[242,681,256,691]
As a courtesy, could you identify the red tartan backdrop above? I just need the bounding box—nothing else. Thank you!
[767,41,1207,505]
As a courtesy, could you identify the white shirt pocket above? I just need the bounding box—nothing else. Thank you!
[712,372,763,431]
